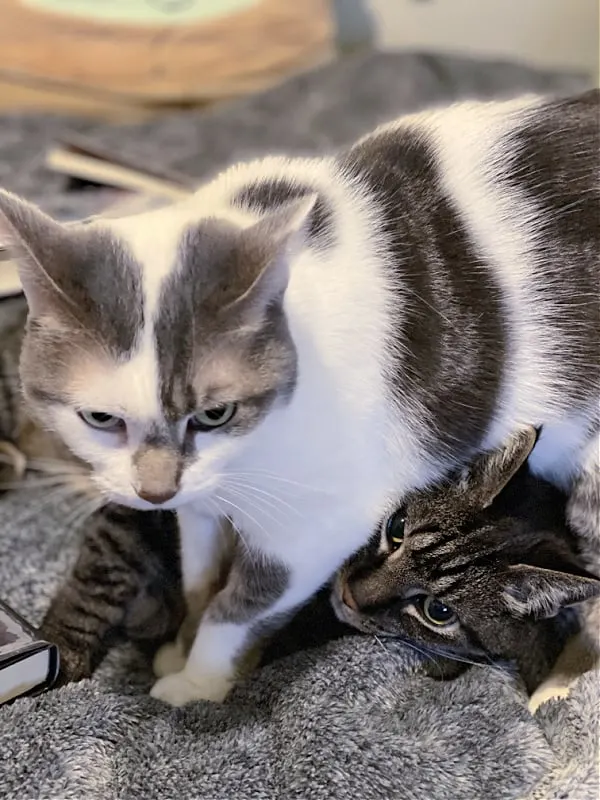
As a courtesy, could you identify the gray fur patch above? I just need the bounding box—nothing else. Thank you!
[205,539,289,625]
[231,177,335,249]
[49,226,145,357]
[507,90,600,404]
[0,193,144,357]
[153,217,297,428]
[339,128,506,464]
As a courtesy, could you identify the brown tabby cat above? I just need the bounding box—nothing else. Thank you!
[333,429,600,693]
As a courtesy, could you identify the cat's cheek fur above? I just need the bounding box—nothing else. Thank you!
[178,433,251,503]
[46,407,134,494]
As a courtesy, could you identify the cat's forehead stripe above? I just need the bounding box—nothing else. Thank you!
[151,218,242,417]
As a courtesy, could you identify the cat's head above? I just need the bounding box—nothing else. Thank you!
[0,190,315,509]
[333,428,600,691]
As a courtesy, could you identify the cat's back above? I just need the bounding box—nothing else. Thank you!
[341,89,599,281]
[338,91,599,458]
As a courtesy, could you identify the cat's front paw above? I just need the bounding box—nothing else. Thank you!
[150,670,233,706]
[153,640,186,678]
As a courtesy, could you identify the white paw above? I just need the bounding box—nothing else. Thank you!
[153,640,186,678]
[150,670,233,707]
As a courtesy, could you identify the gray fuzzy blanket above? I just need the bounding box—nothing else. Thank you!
[0,52,597,800]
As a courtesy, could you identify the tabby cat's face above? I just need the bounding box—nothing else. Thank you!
[0,191,315,509]
[333,434,600,689]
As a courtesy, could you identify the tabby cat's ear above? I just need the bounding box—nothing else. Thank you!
[0,190,71,320]
[231,195,316,317]
[457,426,538,509]
[503,563,600,618]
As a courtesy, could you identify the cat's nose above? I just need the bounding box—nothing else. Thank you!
[342,582,358,611]
[135,487,177,506]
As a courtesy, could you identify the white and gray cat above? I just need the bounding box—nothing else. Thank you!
[0,90,597,705]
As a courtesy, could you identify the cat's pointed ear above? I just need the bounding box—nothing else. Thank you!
[503,563,600,618]
[232,194,316,315]
[457,426,538,508]
[0,189,71,320]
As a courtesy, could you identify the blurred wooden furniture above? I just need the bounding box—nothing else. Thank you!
[0,0,334,116]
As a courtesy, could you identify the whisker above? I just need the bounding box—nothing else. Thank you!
[225,470,330,496]
[26,457,89,475]
[375,634,446,676]
[206,496,260,567]
[214,492,272,544]
[223,478,305,520]
[63,496,105,531]
[0,475,91,491]
[221,483,290,530]
[2,484,91,527]
[423,645,508,678]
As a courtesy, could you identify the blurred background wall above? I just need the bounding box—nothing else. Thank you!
[337,0,599,76]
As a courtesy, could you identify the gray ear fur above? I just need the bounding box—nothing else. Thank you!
[226,194,316,317]
[503,563,600,618]
[0,189,73,320]
[457,426,538,509]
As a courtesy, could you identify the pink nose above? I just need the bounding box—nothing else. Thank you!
[135,488,177,506]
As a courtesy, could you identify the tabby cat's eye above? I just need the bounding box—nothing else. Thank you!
[189,403,238,431]
[419,596,457,627]
[385,509,407,551]
[78,411,124,431]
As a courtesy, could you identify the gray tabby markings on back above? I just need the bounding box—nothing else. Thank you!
[340,130,506,460]
[0,297,27,440]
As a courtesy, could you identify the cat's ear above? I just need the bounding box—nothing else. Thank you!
[457,426,538,508]
[0,190,72,320]
[503,563,600,618]
[231,194,316,316]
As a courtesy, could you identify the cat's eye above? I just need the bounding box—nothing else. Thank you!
[78,411,124,431]
[189,403,238,431]
[385,509,407,551]
[418,596,457,627]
